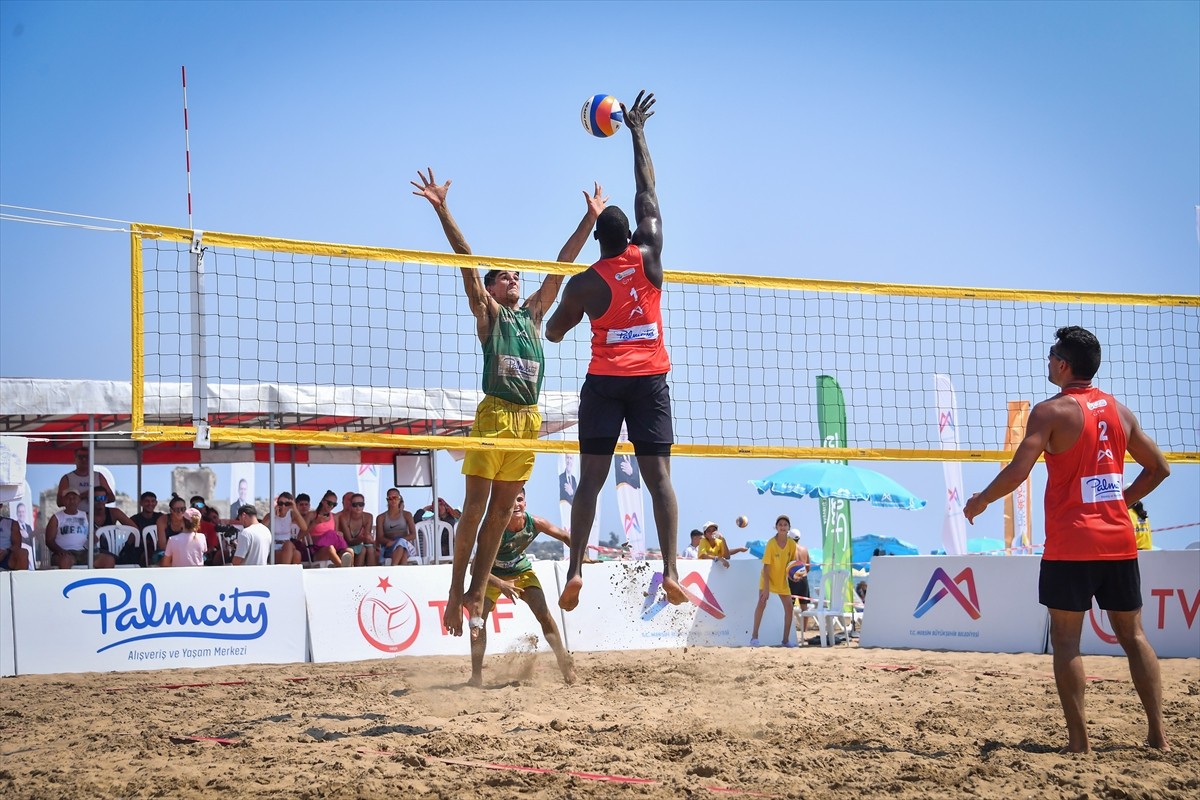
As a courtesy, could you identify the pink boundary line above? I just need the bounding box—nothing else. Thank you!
[358,749,783,797]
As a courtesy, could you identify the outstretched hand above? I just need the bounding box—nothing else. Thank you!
[621,90,655,131]
[411,167,451,209]
[584,181,608,218]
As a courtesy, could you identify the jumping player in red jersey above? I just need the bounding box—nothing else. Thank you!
[547,90,687,612]
[964,326,1171,753]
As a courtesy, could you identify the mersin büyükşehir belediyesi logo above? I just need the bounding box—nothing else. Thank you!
[63,576,269,653]
[912,567,981,620]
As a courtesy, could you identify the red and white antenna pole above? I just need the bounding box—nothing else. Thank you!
[181,65,194,229]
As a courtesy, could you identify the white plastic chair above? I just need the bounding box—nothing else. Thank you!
[413,519,455,564]
[142,524,160,566]
[95,524,142,567]
[796,568,854,647]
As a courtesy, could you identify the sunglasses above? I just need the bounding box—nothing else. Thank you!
[277,501,293,507]
[94,495,108,502]
[352,502,365,508]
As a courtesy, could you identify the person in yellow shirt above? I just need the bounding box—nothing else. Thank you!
[1129,501,1152,550]
[751,515,799,647]
[697,521,748,567]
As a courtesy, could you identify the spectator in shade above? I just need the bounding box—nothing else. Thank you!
[307,500,353,567]
[377,489,419,565]
[130,491,164,566]
[45,490,96,569]
[57,447,114,507]
[161,508,208,567]
[339,492,377,566]
[270,492,306,565]
[0,511,30,571]
[90,487,133,567]
[786,527,814,632]
[232,505,271,566]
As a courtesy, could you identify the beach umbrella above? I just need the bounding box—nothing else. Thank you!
[749,462,927,510]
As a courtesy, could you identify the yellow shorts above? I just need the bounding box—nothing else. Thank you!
[462,395,541,483]
[485,569,542,605]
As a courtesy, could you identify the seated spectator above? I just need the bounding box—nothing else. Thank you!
[414,497,462,525]
[156,495,188,555]
[295,493,314,526]
[231,505,272,565]
[189,495,224,564]
[339,492,377,566]
[0,511,30,571]
[307,502,353,567]
[161,508,208,567]
[682,529,703,559]
[129,491,164,566]
[269,492,306,565]
[856,580,868,604]
[377,489,418,566]
[57,447,115,507]
[90,487,133,567]
[45,490,94,569]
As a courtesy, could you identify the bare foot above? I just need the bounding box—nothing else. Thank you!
[443,592,464,637]
[1146,734,1170,751]
[466,674,482,688]
[558,576,583,611]
[557,653,577,685]
[661,576,688,606]
[1058,744,1091,755]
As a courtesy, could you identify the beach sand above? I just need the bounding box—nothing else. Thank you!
[1,644,1197,799]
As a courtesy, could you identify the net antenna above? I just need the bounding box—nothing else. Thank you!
[181,66,210,448]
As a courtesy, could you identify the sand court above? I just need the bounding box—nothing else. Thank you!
[1,644,1196,799]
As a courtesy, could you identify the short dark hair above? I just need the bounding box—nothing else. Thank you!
[140,491,157,501]
[690,528,703,538]
[238,504,258,518]
[595,206,630,251]
[483,269,518,288]
[1054,326,1101,380]
[296,493,311,503]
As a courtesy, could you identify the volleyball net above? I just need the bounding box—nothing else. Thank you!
[130,223,1199,462]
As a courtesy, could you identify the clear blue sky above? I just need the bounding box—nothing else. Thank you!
[1,1,1197,554]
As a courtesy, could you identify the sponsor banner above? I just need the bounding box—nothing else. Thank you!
[934,374,967,555]
[1078,550,1199,659]
[613,454,646,557]
[305,562,563,661]
[10,566,308,675]
[860,556,1046,653]
[1003,401,1032,550]
[557,559,761,652]
[1,572,14,676]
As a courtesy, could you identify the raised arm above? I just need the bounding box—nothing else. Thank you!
[411,168,495,330]
[623,90,663,285]
[531,515,571,547]
[525,183,607,323]
[545,275,587,343]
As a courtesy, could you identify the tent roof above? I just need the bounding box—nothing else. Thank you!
[0,378,579,465]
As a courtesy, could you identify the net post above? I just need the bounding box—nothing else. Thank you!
[189,230,210,448]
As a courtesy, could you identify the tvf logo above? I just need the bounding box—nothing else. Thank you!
[913,567,981,620]
[642,572,725,621]
[1088,588,1200,644]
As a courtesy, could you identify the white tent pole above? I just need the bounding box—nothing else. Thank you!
[87,416,94,570]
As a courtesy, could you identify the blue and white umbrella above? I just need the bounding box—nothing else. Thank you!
[749,462,927,511]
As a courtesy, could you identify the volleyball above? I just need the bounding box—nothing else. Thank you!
[735,515,749,528]
[581,94,623,138]
[787,561,808,583]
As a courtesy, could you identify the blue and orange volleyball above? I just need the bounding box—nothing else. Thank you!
[581,94,623,137]
[786,561,808,584]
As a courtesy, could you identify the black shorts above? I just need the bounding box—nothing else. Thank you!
[789,577,811,603]
[1038,558,1142,613]
[578,373,673,457]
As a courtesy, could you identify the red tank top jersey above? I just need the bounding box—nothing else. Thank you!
[1042,387,1136,561]
[587,244,671,376]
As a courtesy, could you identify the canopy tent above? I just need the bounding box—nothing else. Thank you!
[0,378,580,465]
